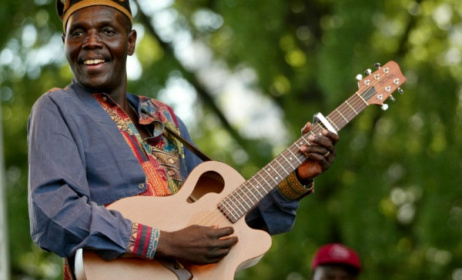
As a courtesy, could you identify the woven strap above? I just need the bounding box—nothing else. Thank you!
[164,126,212,162]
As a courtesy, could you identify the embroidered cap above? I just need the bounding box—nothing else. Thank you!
[56,0,133,30]
[311,243,361,272]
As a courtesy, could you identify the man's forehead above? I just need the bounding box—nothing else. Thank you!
[64,5,133,34]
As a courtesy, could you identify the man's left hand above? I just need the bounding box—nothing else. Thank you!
[296,122,339,184]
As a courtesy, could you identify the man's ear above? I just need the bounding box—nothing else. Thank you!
[128,29,137,56]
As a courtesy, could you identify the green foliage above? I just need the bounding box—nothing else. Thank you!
[2,0,462,279]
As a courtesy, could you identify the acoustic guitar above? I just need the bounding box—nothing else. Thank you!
[76,61,406,280]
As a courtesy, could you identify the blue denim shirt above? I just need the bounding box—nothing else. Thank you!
[28,82,300,260]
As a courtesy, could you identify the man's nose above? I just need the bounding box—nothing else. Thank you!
[83,30,103,48]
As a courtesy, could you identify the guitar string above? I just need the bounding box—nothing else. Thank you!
[195,207,234,228]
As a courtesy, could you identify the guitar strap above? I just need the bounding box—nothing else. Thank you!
[164,126,212,162]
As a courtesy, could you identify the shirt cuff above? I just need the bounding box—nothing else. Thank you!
[277,172,314,200]
[126,222,160,260]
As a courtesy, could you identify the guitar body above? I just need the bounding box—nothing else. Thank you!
[80,161,273,280]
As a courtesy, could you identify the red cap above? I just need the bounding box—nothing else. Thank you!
[311,243,361,272]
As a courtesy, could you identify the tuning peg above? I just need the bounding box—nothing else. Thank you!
[365,69,372,75]
[375,63,381,69]
[381,104,389,111]
[397,87,404,94]
[389,95,395,102]
[355,74,363,81]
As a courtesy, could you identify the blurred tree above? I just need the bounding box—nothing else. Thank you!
[1,0,462,279]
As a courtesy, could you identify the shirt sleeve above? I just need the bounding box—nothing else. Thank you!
[125,223,160,259]
[28,94,132,260]
[277,172,314,200]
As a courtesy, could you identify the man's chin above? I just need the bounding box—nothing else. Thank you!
[76,78,110,93]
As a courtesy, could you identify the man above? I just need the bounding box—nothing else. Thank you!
[311,243,362,280]
[28,0,339,279]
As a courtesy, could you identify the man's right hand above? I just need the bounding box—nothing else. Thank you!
[156,225,239,264]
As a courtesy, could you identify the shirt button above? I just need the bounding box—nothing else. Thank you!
[138,183,144,189]
[102,96,107,101]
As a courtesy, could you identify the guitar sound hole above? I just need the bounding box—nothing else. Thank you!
[188,171,225,202]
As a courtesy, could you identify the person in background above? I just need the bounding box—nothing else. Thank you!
[310,243,361,280]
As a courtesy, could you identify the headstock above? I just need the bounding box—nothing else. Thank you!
[355,61,406,110]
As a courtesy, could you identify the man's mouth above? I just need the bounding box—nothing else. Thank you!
[83,59,105,65]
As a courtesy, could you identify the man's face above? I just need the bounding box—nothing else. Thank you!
[63,6,136,93]
[312,265,358,280]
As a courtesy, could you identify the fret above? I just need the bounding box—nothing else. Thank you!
[227,194,245,216]
[280,153,296,169]
[287,146,305,165]
[262,168,279,186]
[239,185,256,205]
[309,124,322,133]
[327,112,345,131]
[326,116,339,131]
[255,173,272,194]
[275,155,291,174]
[219,199,239,222]
[268,164,283,182]
[302,135,311,144]
[336,105,353,124]
[294,137,311,150]
[315,122,326,131]
[235,189,252,211]
[345,100,358,114]
[347,97,362,114]
[247,177,266,199]
[335,108,349,122]
[243,183,260,202]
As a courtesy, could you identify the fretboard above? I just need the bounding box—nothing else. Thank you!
[217,90,373,223]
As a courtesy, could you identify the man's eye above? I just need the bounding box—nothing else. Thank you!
[70,30,84,38]
[102,28,116,35]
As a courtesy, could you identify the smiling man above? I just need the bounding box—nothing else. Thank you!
[28,1,339,279]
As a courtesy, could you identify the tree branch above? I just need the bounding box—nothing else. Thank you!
[133,0,255,156]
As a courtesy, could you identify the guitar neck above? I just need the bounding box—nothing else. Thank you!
[217,93,368,223]
[217,61,406,223]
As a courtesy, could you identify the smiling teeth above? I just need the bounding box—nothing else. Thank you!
[84,59,105,65]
